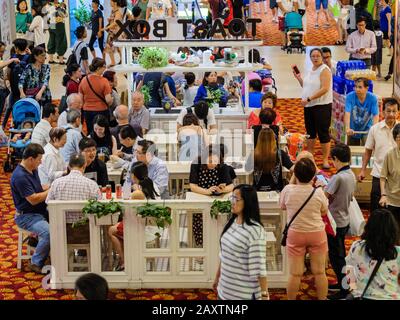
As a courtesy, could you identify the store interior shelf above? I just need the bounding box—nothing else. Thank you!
[113,39,264,48]
[112,62,264,73]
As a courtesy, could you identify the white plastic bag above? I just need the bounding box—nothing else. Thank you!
[348,197,366,236]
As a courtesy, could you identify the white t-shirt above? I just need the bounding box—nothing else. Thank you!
[277,0,298,17]
[148,0,172,19]
[177,107,217,129]
[183,86,199,106]
[302,64,333,107]
[29,15,46,47]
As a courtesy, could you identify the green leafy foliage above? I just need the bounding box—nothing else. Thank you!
[74,0,91,26]
[140,84,152,106]
[138,47,169,70]
[206,88,224,108]
[136,203,172,232]
[72,199,123,228]
[210,200,232,219]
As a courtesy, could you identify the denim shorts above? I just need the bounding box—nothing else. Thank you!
[315,0,328,10]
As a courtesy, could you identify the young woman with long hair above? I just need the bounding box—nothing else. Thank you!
[214,184,269,300]
[89,114,117,161]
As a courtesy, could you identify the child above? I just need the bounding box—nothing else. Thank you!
[324,143,356,300]
[89,0,105,59]
[11,120,33,144]
[371,20,383,78]
[182,72,199,106]
[194,72,228,108]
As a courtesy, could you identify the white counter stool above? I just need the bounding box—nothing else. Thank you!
[67,244,91,271]
[17,228,35,269]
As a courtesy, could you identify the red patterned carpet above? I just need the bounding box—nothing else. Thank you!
[0,98,364,300]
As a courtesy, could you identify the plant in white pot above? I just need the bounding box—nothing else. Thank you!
[136,203,172,238]
[210,200,232,219]
[73,199,123,228]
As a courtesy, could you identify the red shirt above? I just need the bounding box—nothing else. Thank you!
[66,79,80,96]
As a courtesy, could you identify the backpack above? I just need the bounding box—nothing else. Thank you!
[218,0,230,20]
[66,41,85,68]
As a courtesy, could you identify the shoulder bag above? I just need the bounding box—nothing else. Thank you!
[281,187,319,246]
[85,75,108,107]
[346,258,384,300]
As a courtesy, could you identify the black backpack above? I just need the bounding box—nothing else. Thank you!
[218,0,230,20]
[66,41,85,68]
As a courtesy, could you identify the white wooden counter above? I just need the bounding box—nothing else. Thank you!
[47,194,287,290]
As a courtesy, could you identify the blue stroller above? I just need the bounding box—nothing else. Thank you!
[3,98,41,172]
[284,12,306,54]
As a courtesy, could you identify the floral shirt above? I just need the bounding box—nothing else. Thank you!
[346,240,400,300]
[19,63,51,104]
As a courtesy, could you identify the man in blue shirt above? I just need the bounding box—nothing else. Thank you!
[344,78,379,146]
[11,143,50,274]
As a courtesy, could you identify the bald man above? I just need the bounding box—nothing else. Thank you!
[110,104,135,153]
[129,91,150,136]
[58,93,83,128]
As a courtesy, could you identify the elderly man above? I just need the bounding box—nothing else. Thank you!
[58,93,83,128]
[47,153,101,201]
[111,105,133,149]
[129,91,150,136]
[31,103,59,147]
[346,16,377,69]
[11,143,50,274]
[358,98,399,212]
[344,78,379,146]
[60,109,84,163]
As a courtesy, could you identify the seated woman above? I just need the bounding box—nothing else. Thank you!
[194,72,228,108]
[178,113,209,161]
[189,145,234,196]
[251,127,293,192]
[252,108,280,147]
[38,127,68,185]
[242,78,263,109]
[248,92,282,130]
[89,114,117,162]
[345,208,400,300]
[219,143,237,183]
[108,161,159,271]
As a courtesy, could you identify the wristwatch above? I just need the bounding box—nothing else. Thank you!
[307,97,311,102]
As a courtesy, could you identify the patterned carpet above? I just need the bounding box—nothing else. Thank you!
[0,98,363,300]
[254,0,339,46]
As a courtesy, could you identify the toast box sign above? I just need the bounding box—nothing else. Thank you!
[114,18,262,40]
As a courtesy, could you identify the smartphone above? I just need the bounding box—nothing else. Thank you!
[316,174,329,185]
[292,65,300,75]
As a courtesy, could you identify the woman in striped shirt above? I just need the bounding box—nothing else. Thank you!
[214,184,269,300]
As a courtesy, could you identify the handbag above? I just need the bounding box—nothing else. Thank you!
[346,258,383,300]
[281,187,319,247]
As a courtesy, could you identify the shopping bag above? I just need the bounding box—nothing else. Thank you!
[347,197,366,236]
[323,211,337,236]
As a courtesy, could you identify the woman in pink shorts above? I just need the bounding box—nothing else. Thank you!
[280,158,329,300]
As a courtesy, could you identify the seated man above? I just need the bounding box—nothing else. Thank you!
[241,79,263,109]
[31,103,59,147]
[11,143,50,274]
[115,125,142,162]
[79,137,109,187]
[344,77,379,146]
[60,109,84,163]
[123,139,169,199]
[57,93,83,128]
[111,105,134,150]
[47,153,102,201]
[129,91,150,136]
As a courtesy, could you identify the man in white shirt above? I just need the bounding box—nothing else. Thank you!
[47,153,101,201]
[57,93,83,128]
[60,109,84,163]
[358,98,399,212]
[31,103,59,147]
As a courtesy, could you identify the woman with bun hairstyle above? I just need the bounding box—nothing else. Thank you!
[62,63,82,96]
[89,0,105,59]
[78,58,113,134]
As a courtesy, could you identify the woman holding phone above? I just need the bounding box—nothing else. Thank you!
[292,48,333,169]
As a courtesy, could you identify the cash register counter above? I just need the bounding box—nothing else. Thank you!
[47,192,288,289]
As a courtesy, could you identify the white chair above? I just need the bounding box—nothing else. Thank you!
[17,228,35,269]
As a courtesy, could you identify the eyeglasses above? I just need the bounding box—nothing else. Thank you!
[230,195,243,202]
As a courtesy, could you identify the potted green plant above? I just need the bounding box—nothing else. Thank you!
[140,84,152,106]
[138,47,169,70]
[210,200,231,220]
[205,88,224,112]
[136,203,172,237]
[73,199,123,228]
[74,0,91,27]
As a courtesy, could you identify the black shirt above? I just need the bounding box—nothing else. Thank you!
[111,124,135,154]
[143,72,162,108]
[253,124,280,147]
[189,163,233,189]
[232,0,244,19]
[91,9,104,33]
[254,150,292,192]
[84,158,109,187]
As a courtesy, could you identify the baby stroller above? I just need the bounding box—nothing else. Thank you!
[256,69,278,95]
[284,12,306,54]
[3,98,41,172]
